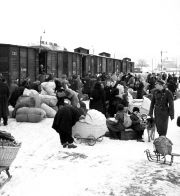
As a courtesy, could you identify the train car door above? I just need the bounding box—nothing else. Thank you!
[82,55,87,77]
[39,51,47,74]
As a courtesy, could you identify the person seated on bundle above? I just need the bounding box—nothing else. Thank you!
[129,107,145,142]
[106,104,125,139]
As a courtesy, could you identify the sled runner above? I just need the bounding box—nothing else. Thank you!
[74,134,103,146]
[144,149,180,165]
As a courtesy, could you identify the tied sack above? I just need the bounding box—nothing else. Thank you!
[123,113,132,128]
[153,136,173,156]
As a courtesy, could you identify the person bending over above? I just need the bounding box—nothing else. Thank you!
[52,102,87,148]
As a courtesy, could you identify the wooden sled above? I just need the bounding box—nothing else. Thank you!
[145,149,180,166]
[74,134,104,146]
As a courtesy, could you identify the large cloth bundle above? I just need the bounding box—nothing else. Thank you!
[153,136,173,156]
[174,99,180,118]
[23,88,41,107]
[128,96,151,115]
[39,94,57,107]
[123,113,132,128]
[140,96,151,114]
[16,107,46,123]
[128,99,143,113]
[41,103,56,118]
[72,109,108,139]
[16,96,35,108]
[41,81,56,96]
[12,95,36,118]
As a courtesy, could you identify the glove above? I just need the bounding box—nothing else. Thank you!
[170,116,174,120]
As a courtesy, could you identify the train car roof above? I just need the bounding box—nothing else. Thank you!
[0,43,40,50]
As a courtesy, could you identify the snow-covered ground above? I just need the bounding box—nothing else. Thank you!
[0,101,180,196]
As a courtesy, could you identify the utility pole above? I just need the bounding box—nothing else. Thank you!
[160,50,167,72]
[160,51,163,72]
[39,30,45,53]
[39,35,42,53]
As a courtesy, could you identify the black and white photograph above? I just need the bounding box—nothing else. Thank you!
[0,0,180,195]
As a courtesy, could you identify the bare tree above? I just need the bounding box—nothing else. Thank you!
[135,59,149,71]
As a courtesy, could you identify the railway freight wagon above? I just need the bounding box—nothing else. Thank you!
[0,44,135,85]
[0,44,39,85]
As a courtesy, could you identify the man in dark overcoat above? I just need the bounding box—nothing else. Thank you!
[149,80,174,136]
[52,103,86,148]
[0,75,10,125]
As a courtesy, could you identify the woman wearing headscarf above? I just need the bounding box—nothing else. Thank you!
[52,102,87,148]
[89,81,106,115]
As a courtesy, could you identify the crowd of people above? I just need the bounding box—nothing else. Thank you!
[0,71,178,147]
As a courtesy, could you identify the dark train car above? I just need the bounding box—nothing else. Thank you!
[130,62,134,72]
[0,44,39,85]
[0,43,135,84]
[62,51,82,77]
[101,56,107,73]
[121,58,135,73]
[122,59,127,73]
[74,47,90,77]
[113,59,122,73]
[106,58,114,74]
[93,55,103,74]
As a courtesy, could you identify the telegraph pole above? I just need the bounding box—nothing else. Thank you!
[160,50,167,72]
[160,51,163,72]
[39,30,45,53]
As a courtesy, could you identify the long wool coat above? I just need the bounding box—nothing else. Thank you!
[149,88,174,136]
[0,81,10,118]
[52,105,82,135]
[89,88,106,115]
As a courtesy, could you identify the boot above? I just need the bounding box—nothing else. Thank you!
[68,143,77,148]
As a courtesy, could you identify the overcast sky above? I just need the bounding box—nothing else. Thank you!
[0,0,180,65]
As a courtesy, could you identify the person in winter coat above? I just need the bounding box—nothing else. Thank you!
[129,107,145,142]
[135,77,145,99]
[0,75,10,125]
[8,86,25,107]
[52,102,87,148]
[149,79,174,136]
[89,81,106,115]
[106,104,125,139]
[54,79,66,109]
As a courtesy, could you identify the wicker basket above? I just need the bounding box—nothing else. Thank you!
[0,145,21,167]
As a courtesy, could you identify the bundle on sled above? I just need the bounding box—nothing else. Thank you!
[0,130,21,178]
[145,136,180,165]
[72,109,108,146]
